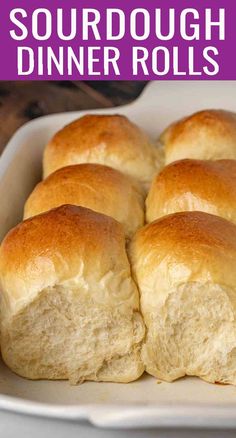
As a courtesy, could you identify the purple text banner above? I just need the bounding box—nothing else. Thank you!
[0,0,234,80]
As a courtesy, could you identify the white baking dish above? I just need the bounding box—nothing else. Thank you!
[1,81,236,431]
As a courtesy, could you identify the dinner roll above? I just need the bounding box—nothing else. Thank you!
[0,205,145,383]
[130,211,236,385]
[43,114,161,189]
[160,110,236,164]
[24,164,144,238]
[146,159,236,224]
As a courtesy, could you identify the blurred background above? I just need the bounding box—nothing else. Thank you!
[0,81,147,154]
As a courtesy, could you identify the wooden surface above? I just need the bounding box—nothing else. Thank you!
[0,81,147,154]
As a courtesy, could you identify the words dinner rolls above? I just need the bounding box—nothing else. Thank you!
[24,163,145,238]
[0,205,145,384]
[160,110,236,164]
[43,114,161,190]
[130,211,236,385]
[146,159,236,224]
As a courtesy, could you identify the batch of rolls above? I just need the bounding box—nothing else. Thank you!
[1,110,236,386]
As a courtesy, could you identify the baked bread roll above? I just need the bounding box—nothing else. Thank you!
[160,110,236,164]
[146,159,236,224]
[0,205,145,383]
[130,211,236,385]
[24,164,144,238]
[43,114,160,190]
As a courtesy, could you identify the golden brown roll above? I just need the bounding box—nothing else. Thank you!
[24,163,145,238]
[146,159,236,224]
[43,114,161,190]
[0,205,145,383]
[160,110,236,164]
[130,211,236,385]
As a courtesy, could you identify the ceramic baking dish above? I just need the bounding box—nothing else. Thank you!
[0,81,236,430]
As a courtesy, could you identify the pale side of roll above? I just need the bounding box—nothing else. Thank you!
[160,110,236,164]
[146,159,236,224]
[24,163,145,239]
[43,114,162,191]
[130,211,236,385]
[0,205,145,384]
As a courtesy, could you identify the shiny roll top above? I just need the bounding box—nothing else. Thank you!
[43,114,161,190]
[24,163,145,238]
[160,110,236,164]
[146,159,236,224]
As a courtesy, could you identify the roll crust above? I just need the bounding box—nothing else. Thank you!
[43,114,161,189]
[146,159,236,224]
[160,110,236,164]
[24,163,145,238]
